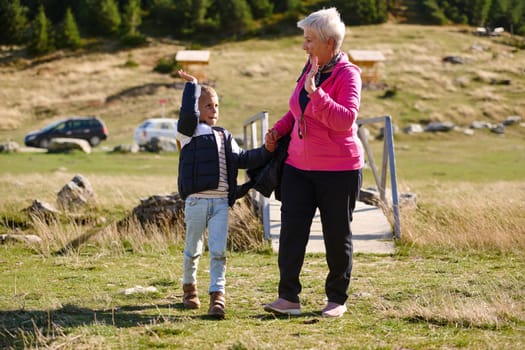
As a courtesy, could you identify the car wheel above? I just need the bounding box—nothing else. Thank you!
[39,138,50,149]
[89,136,101,146]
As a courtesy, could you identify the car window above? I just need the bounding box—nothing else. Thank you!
[53,122,66,131]
[160,123,172,130]
[71,120,85,129]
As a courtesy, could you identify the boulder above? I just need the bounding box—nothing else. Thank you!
[47,138,91,154]
[1,234,43,245]
[424,121,455,132]
[0,141,20,153]
[25,199,60,220]
[57,174,95,211]
[112,144,140,153]
[502,116,522,126]
[143,137,179,152]
[131,193,185,229]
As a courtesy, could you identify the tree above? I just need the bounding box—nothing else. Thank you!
[56,7,82,49]
[334,0,379,25]
[466,0,492,26]
[28,5,54,55]
[271,0,301,13]
[121,0,142,36]
[94,0,122,36]
[248,0,273,19]
[190,0,210,27]
[0,0,29,45]
[216,0,254,36]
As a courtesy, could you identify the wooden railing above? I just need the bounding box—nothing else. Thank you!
[242,111,270,239]
[357,115,401,239]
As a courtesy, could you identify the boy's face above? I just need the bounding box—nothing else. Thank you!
[198,92,219,126]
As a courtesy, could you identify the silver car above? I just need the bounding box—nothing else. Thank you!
[133,118,178,146]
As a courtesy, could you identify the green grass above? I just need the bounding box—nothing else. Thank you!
[390,130,525,183]
[0,245,523,349]
[0,151,179,176]
[1,126,523,183]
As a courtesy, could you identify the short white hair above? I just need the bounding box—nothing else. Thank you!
[297,7,345,51]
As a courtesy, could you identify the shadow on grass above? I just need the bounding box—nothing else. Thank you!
[252,311,322,322]
[0,302,220,348]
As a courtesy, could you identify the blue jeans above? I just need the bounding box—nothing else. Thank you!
[182,196,229,294]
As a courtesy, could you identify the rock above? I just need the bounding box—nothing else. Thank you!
[442,56,464,64]
[25,199,60,220]
[143,137,179,152]
[359,187,417,209]
[490,124,505,134]
[112,144,140,153]
[47,138,91,154]
[402,124,424,134]
[120,285,158,295]
[57,174,95,211]
[424,121,455,132]
[470,121,492,129]
[1,234,42,245]
[502,116,521,126]
[130,193,185,229]
[0,141,19,153]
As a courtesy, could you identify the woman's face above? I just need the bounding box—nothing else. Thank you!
[198,92,219,126]
[302,27,332,66]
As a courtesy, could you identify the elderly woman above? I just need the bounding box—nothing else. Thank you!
[263,7,364,318]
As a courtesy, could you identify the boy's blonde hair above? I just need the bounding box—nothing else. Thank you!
[200,85,218,100]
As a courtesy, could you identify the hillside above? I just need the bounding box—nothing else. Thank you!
[0,24,524,146]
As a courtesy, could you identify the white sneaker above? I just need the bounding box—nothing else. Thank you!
[321,302,347,318]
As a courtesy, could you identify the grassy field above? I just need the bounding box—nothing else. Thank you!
[0,245,523,349]
[0,23,524,349]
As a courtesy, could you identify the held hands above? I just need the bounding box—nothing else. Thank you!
[178,69,198,83]
[304,55,319,94]
[264,128,280,152]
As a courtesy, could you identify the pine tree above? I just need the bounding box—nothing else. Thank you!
[191,0,209,27]
[95,0,122,36]
[0,0,29,45]
[121,0,142,36]
[248,0,273,19]
[56,7,82,49]
[216,0,254,36]
[335,0,379,25]
[28,4,54,55]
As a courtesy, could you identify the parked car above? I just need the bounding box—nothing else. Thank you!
[24,116,108,148]
[133,118,178,146]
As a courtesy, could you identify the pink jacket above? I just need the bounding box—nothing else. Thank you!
[272,53,364,171]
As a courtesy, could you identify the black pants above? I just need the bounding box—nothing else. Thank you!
[278,164,361,305]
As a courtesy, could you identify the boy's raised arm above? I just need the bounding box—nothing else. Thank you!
[177,70,200,137]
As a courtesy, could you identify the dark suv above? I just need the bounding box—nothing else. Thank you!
[24,116,108,148]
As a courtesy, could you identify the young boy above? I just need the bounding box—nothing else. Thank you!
[176,70,275,319]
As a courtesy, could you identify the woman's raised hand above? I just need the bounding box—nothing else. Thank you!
[304,56,318,94]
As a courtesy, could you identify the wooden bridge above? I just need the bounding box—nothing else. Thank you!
[266,195,394,254]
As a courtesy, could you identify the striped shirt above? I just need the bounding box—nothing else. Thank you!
[189,130,228,199]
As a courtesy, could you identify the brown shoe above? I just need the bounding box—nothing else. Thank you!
[182,284,201,309]
[208,291,225,319]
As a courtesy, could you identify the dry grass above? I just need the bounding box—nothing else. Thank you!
[1,172,266,255]
[2,173,524,255]
[399,181,525,254]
